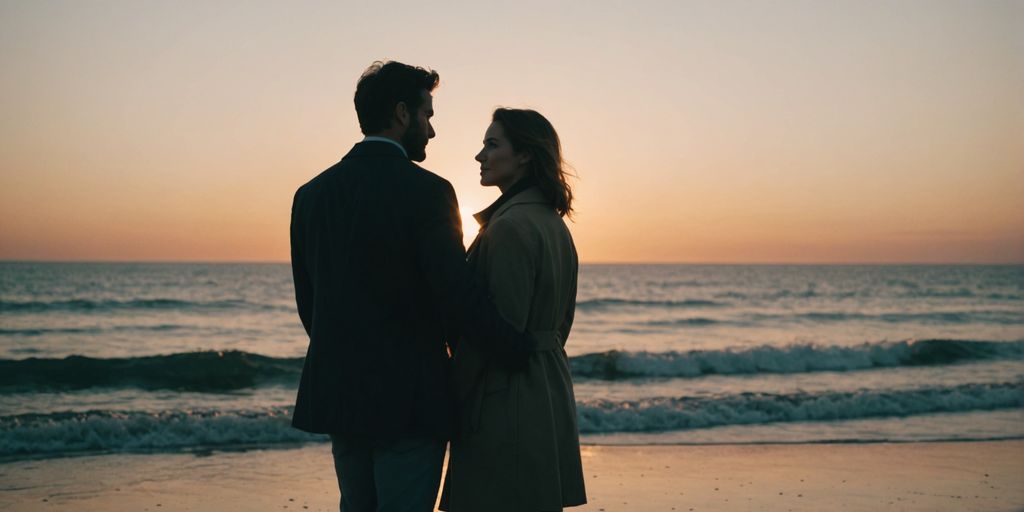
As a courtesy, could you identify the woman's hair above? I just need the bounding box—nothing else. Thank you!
[492,108,574,218]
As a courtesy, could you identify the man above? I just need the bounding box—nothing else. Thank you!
[290,61,532,512]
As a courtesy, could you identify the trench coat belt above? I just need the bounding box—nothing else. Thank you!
[530,330,563,351]
[459,330,563,437]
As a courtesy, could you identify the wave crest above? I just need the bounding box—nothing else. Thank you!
[576,298,727,310]
[3,382,1019,458]
[0,298,289,313]
[0,407,317,458]
[569,339,1024,379]
[3,340,1020,392]
[577,381,1024,433]
[0,351,303,391]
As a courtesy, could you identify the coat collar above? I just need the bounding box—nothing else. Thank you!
[341,140,409,161]
[473,186,550,229]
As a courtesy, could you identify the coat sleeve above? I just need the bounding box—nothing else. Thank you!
[412,178,469,327]
[413,179,536,370]
[290,187,313,337]
[477,218,536,332]
[558,262,577,344]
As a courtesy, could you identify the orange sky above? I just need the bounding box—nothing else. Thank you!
[1,0,1022,263]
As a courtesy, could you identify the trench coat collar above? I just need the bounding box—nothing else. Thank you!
[473,183,550,229]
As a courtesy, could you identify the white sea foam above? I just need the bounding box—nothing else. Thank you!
[577,381,1023,433]
[0,407,319,458]
[2,381,1020,458]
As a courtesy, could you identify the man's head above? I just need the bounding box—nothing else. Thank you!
[354,61,439,162]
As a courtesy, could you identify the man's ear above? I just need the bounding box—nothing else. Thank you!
[394,101,410,129]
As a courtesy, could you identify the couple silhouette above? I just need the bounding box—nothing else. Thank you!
[289,60,586,512]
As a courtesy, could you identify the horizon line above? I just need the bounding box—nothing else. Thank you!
[2,259,1022,266]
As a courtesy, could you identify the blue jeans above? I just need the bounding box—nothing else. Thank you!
[330,435,446,512]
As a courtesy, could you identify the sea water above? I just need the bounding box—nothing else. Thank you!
[1,262,1021,459]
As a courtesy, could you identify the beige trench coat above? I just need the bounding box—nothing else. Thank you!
[440,187,586,512]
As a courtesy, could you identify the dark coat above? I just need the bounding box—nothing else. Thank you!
[289,141,528,441]
[441,187,587,511]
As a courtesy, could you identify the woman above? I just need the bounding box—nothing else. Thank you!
[440,109,586,512]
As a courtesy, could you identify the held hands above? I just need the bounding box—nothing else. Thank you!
[459,287,537,372]
[461,328,535,373]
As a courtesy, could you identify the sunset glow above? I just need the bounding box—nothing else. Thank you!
[460,208,480,249]
[1,1,1021,263]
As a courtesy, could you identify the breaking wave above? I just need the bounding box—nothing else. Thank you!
[576,381,1024,433]
[569,339,1024,379]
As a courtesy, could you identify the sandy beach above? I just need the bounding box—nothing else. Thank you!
[1,440,1021,512]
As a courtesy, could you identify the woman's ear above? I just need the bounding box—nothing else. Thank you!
[517,151,531,167]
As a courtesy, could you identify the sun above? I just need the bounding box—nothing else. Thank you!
[460,208,480,248]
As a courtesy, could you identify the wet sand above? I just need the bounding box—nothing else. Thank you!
[1,441,1021,511]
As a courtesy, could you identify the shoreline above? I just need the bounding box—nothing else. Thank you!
[5,435,1024,464]
[1,440,1021,511]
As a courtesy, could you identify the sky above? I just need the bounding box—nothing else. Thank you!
[1,0,1022,263]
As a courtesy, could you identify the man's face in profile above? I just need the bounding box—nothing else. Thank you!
[402,90,435,162]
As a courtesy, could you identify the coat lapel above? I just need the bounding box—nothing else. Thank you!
[490,187,549,219]
[467,187,548,256]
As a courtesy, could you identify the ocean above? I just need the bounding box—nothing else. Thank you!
[1,262,1022,460]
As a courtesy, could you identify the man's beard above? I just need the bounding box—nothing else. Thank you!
[401,120,428,162]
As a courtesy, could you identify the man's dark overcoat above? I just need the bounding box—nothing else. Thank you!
[290,140,497,440]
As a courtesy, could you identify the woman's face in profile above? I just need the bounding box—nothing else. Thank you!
[476,121,527,191]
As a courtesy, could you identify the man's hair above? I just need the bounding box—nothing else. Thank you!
[354,61,439,135]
